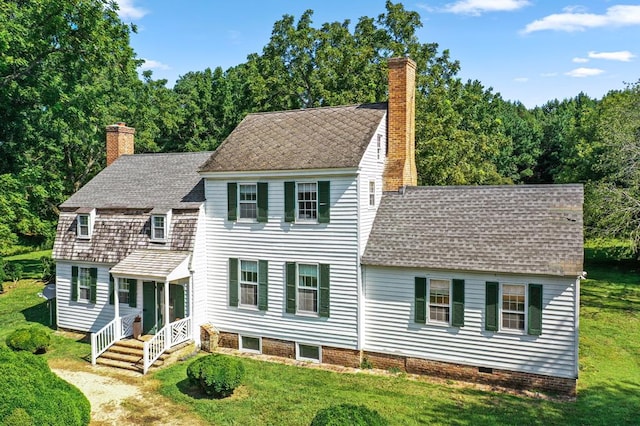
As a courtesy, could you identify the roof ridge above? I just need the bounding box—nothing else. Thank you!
[244,102,387,117]
[117,151,214,158]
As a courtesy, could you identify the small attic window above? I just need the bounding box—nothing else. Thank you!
[151,215,166,241]
[76,208,95,239]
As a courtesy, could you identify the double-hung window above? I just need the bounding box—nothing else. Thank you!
[297,264,319,313]
[485,282,543,335]
[415,277,464,327]
[240,260,258,307]
[429,279,450,323]
[239,184,257,220]
[72,266,97,303]
[151,215,166,240]
[77,214,91,238]
[284,181,330,223]
[78,268,92,301]
[369,181,376,207]
[297,183,317,221]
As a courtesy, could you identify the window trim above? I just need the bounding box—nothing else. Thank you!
[428,278,451,325]
[368,180,376,207]
[296,263,319,315]
[77,214,91,239]
[151,214,168,241]
[500,283,527,334]
[376,134,383,161]
[296,182,318,223]
[77,267,92,302]
[239,259,259,309]
[296,343,321,363]
[118,279,130,305]
[239,335,262,354]
[238,183,258,221]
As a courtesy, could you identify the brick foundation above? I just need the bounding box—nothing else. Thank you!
[262,337,295,359]
[322,346,361,368]
[218,331,238,349]
[364,351,406,372]
[199,324,219,353]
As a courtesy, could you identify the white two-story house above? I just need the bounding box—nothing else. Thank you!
[53,58,583,394]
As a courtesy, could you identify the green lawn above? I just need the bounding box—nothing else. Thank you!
[4,249,52,280]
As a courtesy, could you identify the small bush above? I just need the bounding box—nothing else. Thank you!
[187,354,244,398]
[40,256,56,283]
[6,325,52,354]
[311,404,389,426]
[310,404,388,426]
[0,257,6,284]
[0,347,90,425]
[4,262,23,283]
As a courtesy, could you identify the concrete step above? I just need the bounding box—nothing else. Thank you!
[95,357,142,372]
[96,339,195,374]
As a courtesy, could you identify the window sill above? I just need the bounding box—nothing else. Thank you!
[76,236,91,240]
[150,239,167,244]
[294,311,320,318]
[238,305,259,312]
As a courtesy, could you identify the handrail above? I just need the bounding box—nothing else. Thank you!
[91,318,119,365]
[142,317,193,374]
[170,317,192,346]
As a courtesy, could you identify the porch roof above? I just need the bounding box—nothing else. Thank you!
[110,249,191,281]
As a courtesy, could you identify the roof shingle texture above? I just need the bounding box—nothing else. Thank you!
[61,151,213,209]
[52,210,199,263]
[110,249,190,279]
[362,185,584,277]
[199,103,387,172]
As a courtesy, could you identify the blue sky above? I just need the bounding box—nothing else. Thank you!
[117,1,640,108]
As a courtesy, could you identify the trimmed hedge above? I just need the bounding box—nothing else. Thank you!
[310,404,388,426]
[6,325,51,353]
[0,347,90,425]
[187,354,244,398]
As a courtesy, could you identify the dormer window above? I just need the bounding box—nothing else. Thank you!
[76,208,95,239]
[151,215,166,241]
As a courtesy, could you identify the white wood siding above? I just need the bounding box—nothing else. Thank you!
[364,266,578,379]
[205,175,360,349]
[357,115,387,255]
[190,207,208,344]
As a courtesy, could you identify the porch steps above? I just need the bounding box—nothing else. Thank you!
[96,338,195,373]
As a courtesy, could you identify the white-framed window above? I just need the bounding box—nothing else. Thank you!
[240,335,261,353]
[239,183,257,220]
[429,279,451,324]
[297,343,321,362]
[118,279,131,304]
[369,180,376,207]
[501,284,526,332]
[151,215,166,240]
[78,267,92,301]
[240,260,258,307]
[297,263,318,314]
[297,182,317,221]
[377,134,382,161]
[77,214,91,238]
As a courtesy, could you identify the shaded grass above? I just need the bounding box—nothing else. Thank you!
[4,249,52,280]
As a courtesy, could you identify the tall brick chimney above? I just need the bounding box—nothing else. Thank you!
[106,122,135,166]
[383,57,417,191]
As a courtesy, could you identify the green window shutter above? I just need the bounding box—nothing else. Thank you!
[71,266,78,302]
[257,182,268,223]
[284,181,295,222]
[229,258,238,307]
[452,279,465,327]
[285,262,296,313]
[319,264,330,317]
[528,284,543,336]
[485,281,499,331]
[227,182,237,221]
[109,274,114,305]
[318,181,330,223]
[414,277,426,324]
[89,268,98,304]
[258,260,268,311]
[129,279,137,308]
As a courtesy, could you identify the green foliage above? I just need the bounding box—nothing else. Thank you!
[359,356,373,369]
[0,347,90,425]
[6,325,51,354]
[4,262,23,283]
[40,256,55,283]
[186,354,245,398]
[310,404,388,426]
[0,257,6,284]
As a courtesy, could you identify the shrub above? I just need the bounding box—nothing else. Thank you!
[310,404,388,426]
[6,325,51,354]
[0,257,6,284]
[4,262,23,283]
[0,347,90,425]
[40,256,55,283]
[187,354,244,398]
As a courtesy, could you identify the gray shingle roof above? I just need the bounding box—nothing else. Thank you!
[199,103,387,172]
[52,210,199,263]
[110,249,190,280]
[60,151,213,209]
[362,185,584,277]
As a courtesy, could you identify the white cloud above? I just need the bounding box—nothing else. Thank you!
[139,59,170,71]
[116,0,148,20]
[523,5,640,33]
[572,57,589,63]
[514,77,529,82]
[565,67,605,78]
[442,0,531,16]
[540,72,558,77]
[588,50,635,62]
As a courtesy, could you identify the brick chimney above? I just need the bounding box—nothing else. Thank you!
[384,57,417,191]
[106,122,135,166]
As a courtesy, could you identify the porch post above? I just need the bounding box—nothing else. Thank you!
[114,277,120,340]
[164,276,170,327]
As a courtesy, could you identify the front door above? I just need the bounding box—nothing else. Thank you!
[142,281,165,334]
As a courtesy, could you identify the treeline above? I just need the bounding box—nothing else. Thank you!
[1,1,639,255]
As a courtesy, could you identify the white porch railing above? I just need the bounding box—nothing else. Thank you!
[143,317,192,374]
[91,312,141,365]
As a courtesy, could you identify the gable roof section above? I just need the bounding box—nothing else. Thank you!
[199,103,387,173]
[61,151,213,209]
[362,185,584,277]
